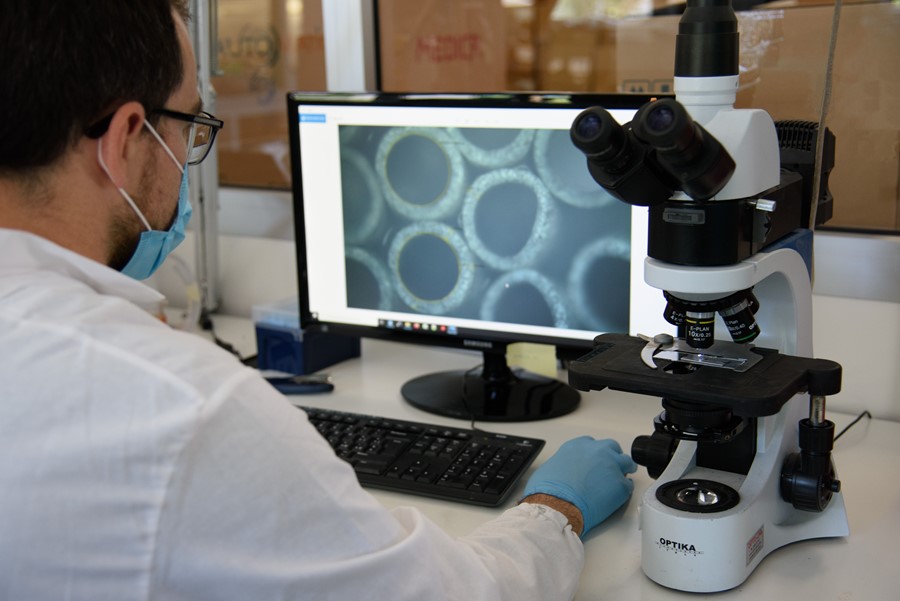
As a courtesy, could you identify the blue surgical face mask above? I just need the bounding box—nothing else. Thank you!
[98,119,193,280]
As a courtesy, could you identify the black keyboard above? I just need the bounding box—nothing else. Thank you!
[299,406,545,507]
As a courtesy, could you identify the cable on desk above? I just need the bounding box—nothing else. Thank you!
[461,363,487,433]
[833,410,872,442]
[200,309,258,366]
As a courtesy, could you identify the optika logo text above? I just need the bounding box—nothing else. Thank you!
[657,538,699,555]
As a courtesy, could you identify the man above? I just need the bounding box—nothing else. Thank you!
[0,2,637,599]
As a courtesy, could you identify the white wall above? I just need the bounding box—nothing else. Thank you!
[153,188,900,421]
[812,295,899,420]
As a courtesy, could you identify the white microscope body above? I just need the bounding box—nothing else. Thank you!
[635,71,849,595]
[568,0,848,591]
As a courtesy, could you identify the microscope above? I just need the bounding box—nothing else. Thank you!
[567,0,849,592]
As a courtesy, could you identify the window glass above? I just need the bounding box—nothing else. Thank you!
[213,0,898,231]
[375,0,899,232]
[214,0,325,189]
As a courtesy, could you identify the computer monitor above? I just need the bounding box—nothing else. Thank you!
[287,92,670,422]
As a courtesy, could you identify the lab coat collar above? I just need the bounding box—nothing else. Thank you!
[0,227,166,311]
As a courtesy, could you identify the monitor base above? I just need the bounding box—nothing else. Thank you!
[401,351,580,422]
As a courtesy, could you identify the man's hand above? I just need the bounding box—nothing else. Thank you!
[520,436,638,538]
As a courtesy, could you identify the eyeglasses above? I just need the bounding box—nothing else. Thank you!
[85,107,224,166]
[153,108,223,166]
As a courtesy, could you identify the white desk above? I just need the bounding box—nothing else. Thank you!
[213,317,899,599]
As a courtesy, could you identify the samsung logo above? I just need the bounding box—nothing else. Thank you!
[463,339,494,350]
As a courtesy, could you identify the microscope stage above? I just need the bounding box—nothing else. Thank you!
[569,333,841,417]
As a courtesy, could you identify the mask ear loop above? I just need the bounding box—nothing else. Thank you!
[143,118,186,174]
[97,137,152,232]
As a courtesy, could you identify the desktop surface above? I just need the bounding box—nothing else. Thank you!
[212,315,898,599]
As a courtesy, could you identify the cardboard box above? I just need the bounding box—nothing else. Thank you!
[378,0,508,92]
[741,3,900,230]
[536,20,617,92]
[216,110,292,189]
[505,3,538,90]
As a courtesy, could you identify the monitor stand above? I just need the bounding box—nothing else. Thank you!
[401,347,580,422]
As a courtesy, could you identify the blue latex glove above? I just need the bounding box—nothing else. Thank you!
[521,436,638,537]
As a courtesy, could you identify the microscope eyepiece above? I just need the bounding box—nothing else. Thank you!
[633,98,736,201]
[634,100,693,149]
[571,110,603,141]
[644,104,676,134]
[570,106,678,207]
[571,99,736,204]
[570,107,626,163]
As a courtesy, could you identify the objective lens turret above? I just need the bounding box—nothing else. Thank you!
[663,289,761,348]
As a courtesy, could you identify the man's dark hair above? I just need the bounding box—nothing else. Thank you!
[0,0,191,174]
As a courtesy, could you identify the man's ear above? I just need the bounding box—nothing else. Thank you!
[96,101,146,189]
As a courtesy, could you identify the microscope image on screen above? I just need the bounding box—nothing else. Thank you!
[337,123,632,335]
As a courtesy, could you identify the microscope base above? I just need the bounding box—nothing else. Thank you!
[639,437,849,592]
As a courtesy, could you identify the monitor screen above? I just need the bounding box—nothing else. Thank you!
[288,92,670,421]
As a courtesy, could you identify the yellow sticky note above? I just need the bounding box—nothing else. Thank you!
[507,342,558,379]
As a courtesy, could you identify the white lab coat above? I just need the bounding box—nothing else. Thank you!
[0,228,583,601]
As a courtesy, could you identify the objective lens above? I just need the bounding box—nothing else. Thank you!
[720,297,761,344]
[663,301,685,327]
[685,310,715,349]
